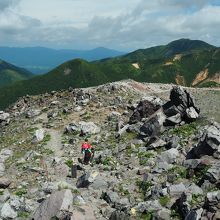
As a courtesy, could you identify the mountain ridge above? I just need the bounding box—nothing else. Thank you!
[0,59,33,88]
[0,39,219,110]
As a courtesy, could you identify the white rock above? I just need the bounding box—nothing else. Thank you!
[32,129,45,143]
[79,121,100,135]
[1,202,17,219]
[0,112,10,121]
[186,107,199,119]
[168,183,186,196]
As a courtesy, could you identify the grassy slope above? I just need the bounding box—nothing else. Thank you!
[0,60,33,88]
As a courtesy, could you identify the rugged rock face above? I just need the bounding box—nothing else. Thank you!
[0,80,219,219]
[138,86,200,137]
[190,123,220,158]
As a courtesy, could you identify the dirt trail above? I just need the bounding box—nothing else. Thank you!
[46,129,63,157]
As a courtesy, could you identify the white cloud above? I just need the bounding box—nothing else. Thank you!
[0,0,220,50]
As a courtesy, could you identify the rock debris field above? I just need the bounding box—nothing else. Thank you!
[0,80,220,219]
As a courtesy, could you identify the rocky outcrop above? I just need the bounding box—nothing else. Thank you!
[0,111,10,126]
[77,171,99,188]
[139,86,200,137]
[129,99,161,124]
[163,86,200,125]
[65,121,100,135]
[0,80,220,220]
[33,189,95,220]
[189,123,220,158]
[32,129,45,143]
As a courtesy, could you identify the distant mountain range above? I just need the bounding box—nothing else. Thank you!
[0,38,220,110]
[0,60,33,88]
[0,46,125,74]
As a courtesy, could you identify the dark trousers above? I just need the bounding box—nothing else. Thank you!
[84,150,91,164]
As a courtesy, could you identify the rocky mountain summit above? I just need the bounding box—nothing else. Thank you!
[0,80,220,219]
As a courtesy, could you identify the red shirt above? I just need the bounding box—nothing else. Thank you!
[81,142,91,150]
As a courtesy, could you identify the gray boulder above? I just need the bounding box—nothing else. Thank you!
[0,111,10,124]
[130,99,161,124]
[192,124,220,158]
[134,200,162,213]
[158,148,180,164]
[140,110,166,137]
[33,189,73,220]
[163,86,200,125]
[79,121,101,135]
[185,208,203,220]
[1,202,17,219]
[26,109,41,118]
[65,122,80,134]
[205,163,220,183]
[0,177,11,189]
[102,190,120,205]
[65,121,100,135]
[77,171,99,188]
[168,183,186,197]
[110,210,130,220]
[0,149,13,163]
[32,129,45,143]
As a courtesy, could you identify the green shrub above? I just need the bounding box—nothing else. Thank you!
[159,196,170,207]
[136,180,153,194]
[65,159,73,168]
[15,189,27,197]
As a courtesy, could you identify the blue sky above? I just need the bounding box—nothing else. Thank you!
[0,0,220,51]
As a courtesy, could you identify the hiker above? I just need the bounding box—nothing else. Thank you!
[81,138,93,164]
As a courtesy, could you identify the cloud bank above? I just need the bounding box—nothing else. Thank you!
[0,0,220,50]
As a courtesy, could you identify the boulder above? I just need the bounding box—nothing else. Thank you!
[185,208,203,220]
[134,200,162,213]
[79,121,100,135]
[1,202,17,219]
[205,163,220,183]
[90,175,108,190]
[171,193,190,219]
[0,164,5,177]
[130,99,161,124]
[66,122,100,136]
[186,107,199,120]
[32,129,45,143]
[0,149,13,163]
[192,124,220,158]
[77,171,99,188]
[33,189,73,220]
[148,139,167,150]
[0,111,10,122]
[71,205,96,220]
[110,210,130,220]
[0,177,11,189]
[65,122,80,134]
[168,183,186,197]
[0,189,10,203]
[205,191,220,208]
[159,148,180,164]
[186,183,203,195]
[163,86,200,125]
[140,110,166,137]
[26,109,41,118]
[154,209,171,220]
[54,164,69,179]
[102,190,120,205]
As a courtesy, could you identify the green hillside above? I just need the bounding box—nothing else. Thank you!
[0,39,220,110]
[0,59,33,88]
